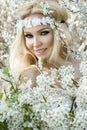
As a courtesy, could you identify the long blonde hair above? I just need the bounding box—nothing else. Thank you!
[10,0,72,75]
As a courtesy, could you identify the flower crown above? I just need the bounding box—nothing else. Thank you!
[16,17,59,30]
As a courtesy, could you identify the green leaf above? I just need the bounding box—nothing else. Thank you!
[0,120,9,130]
[42,94,47,102]
[2,68,12,78]
[24,127,33,130]
[69,112,75,118]
[50,85,55,88]
[0,92,3,100]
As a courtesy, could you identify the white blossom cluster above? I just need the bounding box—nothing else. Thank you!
[0,57,87,130]
[80,60,87,76]
[57,65,77,97]
[59,0,87,60]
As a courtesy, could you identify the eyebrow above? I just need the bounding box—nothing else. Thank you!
[24,27,52,33]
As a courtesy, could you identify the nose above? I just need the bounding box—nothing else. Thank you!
[33,36,41,47]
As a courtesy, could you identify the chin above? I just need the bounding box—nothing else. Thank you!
[37,56,46,60]
[36,52,51,60]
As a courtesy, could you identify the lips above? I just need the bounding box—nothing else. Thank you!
[34,48,47,55]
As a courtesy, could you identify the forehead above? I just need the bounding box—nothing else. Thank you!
[24,25,52,33]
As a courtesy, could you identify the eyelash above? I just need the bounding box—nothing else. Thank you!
[24,31,50,39]
[41,31,49,35]
[25,34,33,39]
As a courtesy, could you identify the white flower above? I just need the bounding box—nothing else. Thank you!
[36,73,55,87]
[72,110,87,130]
[75,85,87,110]
[79,60,87,76]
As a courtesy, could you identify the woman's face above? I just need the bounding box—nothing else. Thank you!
[24,15,54,60]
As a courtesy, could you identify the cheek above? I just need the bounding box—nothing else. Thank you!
[25,39,32,50]
[46,35,54,47]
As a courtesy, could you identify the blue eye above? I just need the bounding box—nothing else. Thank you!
[41,31,49,36]
[25,34,33,38]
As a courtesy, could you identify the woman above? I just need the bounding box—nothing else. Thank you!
[10,0,79,85]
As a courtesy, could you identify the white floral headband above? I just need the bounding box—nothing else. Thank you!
[16,16,58,31]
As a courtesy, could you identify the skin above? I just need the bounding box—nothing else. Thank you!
[24,14,54,60]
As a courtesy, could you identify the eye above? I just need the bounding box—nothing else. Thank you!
[41,31,49,36]
[24,34,33,39]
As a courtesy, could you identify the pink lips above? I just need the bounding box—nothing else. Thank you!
[34,48,47,55]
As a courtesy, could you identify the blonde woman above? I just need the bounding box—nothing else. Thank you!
[10,0,80,85]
